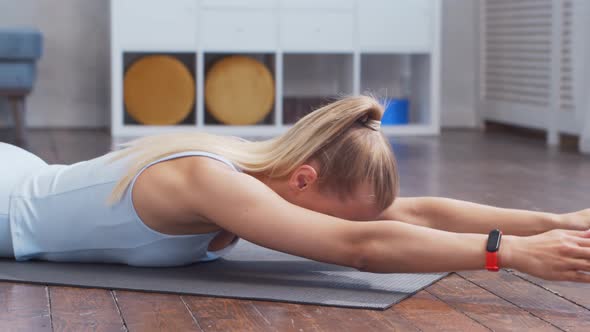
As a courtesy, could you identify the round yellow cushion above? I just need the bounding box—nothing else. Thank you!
[124,55,195,125]
[205,56,275,125]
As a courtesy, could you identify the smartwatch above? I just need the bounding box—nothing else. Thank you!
[485,229,502,272]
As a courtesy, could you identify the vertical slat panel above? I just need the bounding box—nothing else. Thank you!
[483,0,553,108]
[547,0,562,144]
[560,0,574,113]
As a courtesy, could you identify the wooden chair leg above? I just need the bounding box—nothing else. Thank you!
[10,96,28,148]
[581,117,590,154]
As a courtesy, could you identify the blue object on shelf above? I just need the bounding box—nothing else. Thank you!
[381,98,409,125]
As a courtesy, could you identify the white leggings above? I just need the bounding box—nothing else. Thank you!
[0,213,12,257]
[0,142,48,257]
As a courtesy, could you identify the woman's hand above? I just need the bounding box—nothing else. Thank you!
[559,209,590,231]
[503,229,590,282]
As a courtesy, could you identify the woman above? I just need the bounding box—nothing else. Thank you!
[1,95,589,283]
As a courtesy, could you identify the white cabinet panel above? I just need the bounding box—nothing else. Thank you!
[359,0,432,52]
[112,0,198,49]
[200,10,278,51]
[280,0,354,10]
[200,0,277,9]
[280,11,354,52]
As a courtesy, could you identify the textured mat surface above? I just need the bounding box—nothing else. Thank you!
[0,240,447,309]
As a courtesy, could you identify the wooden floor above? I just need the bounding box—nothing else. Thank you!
[1,127,590,331]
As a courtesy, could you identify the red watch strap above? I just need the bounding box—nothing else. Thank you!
[486,251,500,272]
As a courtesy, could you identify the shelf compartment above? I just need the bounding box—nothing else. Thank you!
[282,53,353,124]
[122,52,196,126]
[360,53,431,125]
[203,53,276,126]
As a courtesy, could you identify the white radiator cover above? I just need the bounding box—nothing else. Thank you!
[480,0,590,153]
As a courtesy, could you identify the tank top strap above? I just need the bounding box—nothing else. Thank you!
[167,151,241,172]
[147,150,241,173]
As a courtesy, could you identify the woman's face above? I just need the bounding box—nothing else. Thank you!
[281,164,383,221]
[294,183,382,221]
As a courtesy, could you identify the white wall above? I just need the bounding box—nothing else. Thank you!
[0,0,110,128]
[440,0,479,128]
[0,0,479,129]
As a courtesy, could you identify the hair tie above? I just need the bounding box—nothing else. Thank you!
[359,115,381,131]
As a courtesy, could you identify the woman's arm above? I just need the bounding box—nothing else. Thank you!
[185,159,590,282]
[380,197,589,236]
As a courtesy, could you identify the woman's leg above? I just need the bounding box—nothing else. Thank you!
[0,214,14,257]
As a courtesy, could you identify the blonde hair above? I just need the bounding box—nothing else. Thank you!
[105,95,399,211]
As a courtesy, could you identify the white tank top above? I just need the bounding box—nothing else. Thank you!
[8,150,241,267]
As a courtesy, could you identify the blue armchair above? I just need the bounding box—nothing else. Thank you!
[0,29,43,147]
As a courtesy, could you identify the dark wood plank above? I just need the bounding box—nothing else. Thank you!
[114,290,201,332]
[391,290,489,331]
[50,286,126,332]
[182,296,273,332]
[250,301,325,332]
[253,299,420,332]
[510,270,590,310]
[460,270,590,331]
[427,274,560,331]
[0,282,51,331]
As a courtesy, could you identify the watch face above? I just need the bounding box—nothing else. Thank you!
[487,229,502,252]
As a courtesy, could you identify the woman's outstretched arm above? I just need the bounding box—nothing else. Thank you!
[186,159,590,282]
[380,197,590,236]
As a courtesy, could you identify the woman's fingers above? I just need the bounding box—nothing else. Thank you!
[567,258,590,272]
[562,271,590,283]
[569,229,590,238]
[563,244,590,260]
[557,229,590,239]
[574,237,590,248]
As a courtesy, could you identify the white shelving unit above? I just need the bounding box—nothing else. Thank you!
[110,0,442,138]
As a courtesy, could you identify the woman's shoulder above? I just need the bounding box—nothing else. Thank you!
[130,152,242,231]
[161,152,242,200]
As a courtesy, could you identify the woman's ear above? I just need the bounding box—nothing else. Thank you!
[289,165,318,192]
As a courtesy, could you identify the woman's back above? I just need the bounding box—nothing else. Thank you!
[6,146,240,266]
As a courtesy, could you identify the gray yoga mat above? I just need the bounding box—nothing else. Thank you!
[0,240,447,310]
